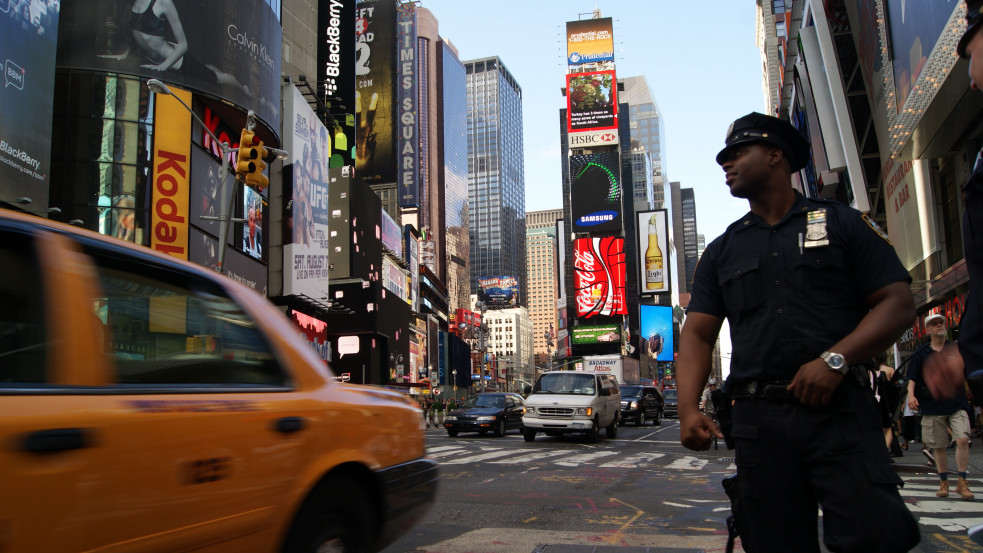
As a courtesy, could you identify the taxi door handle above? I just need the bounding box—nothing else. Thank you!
[22,428,91,453]
[274,417,306,434]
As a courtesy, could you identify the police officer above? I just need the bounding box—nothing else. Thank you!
[677,112,920,552]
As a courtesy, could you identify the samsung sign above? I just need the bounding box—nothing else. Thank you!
[576,210,617,227]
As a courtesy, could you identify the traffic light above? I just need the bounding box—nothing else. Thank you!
[236,129,269,190]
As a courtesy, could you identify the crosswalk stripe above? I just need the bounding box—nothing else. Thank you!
[553,451,619,467]
[441,449,520,464]
[664,456,708,470]
[599,452,666,468]
[490,450,571,464]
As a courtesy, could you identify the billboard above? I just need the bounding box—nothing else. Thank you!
[565,17,614,65]
[242,185,265,260]
[382,255,407,300]
[569,151,622,233]
[639,304,673,362]
[572,324,621,345]
[397,3,418,207]
[573,237,627,318]
[282,84,330,299]
[354,0,397,185]
[0,0,60,207]
[637,210,670,295]
[566,70,618,134]
[406,226,420,312]
[381,207,402,257]
[57,0,282,131]
[291,309,330,365]
[885,1,956,111]
[150,87,192,260]
[477,276,519,308]
[318,0,356,168]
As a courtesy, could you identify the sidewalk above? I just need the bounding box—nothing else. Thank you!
[892,437,983,475]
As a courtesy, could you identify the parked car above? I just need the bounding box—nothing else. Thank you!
[663,388,679,417]
[521,371,621,443]
[444,392,525,437]
[0,209,437,553]
[619,385,663,426]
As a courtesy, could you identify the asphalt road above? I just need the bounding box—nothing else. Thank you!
[381,418,983,553]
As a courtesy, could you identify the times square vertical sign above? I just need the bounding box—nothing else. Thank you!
[397,4,418,207]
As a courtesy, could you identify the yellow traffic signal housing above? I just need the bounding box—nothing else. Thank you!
[236,129,270,190]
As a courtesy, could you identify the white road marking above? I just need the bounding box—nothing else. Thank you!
[441,449,521,464]
[553,451,620,466]
[490,450,571,464]
[665,456,709,470]
[599,452,666,468]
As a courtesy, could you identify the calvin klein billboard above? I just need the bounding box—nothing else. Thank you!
[57,0,282,131]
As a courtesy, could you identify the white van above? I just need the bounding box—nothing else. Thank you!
[521,371,621,443]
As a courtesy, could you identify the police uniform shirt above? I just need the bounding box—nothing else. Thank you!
[687,192,911,384]
[960,151,983,374]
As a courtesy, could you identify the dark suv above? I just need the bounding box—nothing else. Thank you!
[443,393,525,437]
[619,385,664,426]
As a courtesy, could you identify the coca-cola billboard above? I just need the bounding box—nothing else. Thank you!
[573,237,627,318]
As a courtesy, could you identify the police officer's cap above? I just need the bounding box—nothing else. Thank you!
[958,0,983,59]
[716,112,811,172]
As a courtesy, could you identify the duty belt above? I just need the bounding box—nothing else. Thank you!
[728,366,869,402]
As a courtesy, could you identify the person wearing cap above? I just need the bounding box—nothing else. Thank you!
[677,112,920,551]
[907,313,975,500]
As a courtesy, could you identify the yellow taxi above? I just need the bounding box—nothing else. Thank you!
[0,208,437,552]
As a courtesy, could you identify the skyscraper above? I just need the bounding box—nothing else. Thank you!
[526,209,562,368]
[465,56,526,305]
[680,187,699,293]
[619,76,667,209]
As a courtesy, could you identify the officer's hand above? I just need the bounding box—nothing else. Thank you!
[788,359,843,407]
[680,410,723,451]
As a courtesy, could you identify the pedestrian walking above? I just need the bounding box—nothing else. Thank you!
[677,112,920,552]
[907,313,974,500]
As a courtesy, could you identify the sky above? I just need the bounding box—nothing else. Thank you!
[418,0,766,245]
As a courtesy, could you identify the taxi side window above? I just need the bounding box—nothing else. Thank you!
[0,231,46,384]
[87,252,286,388]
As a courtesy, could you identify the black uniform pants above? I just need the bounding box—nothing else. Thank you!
[730,384,920,553]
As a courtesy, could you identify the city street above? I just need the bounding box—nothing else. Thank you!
[382,419,983,553]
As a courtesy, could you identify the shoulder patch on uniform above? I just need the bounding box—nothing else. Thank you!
[861,213,892,245]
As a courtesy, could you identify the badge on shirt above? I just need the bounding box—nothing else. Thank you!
[804,209,829,248]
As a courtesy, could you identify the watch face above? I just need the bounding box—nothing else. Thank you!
[824,352,845,370]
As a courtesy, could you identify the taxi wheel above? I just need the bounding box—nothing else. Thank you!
[282,476,375,553]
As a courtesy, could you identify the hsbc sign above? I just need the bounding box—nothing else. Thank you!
[569,129,620,148]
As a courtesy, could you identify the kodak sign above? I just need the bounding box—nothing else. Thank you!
[150,86,192,259]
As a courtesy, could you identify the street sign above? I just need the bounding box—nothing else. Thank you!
[432,388,441,396]
[340,373,351,382]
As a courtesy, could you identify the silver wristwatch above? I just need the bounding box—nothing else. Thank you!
[820,351,848,375]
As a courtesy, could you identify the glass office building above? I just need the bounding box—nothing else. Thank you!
[464,57,526,305]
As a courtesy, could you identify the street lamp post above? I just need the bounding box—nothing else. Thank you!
[146,79,287,274]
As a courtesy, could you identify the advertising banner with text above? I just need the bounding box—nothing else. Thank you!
[566,70,618,134]
[283,84,330,299]
[565,17,614,65]
[58,0,282,131]
[573,237,627,318]
[569,151,622,233]
[0,0,60,208]
[354,0,397,185]
[150,87,192,260]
